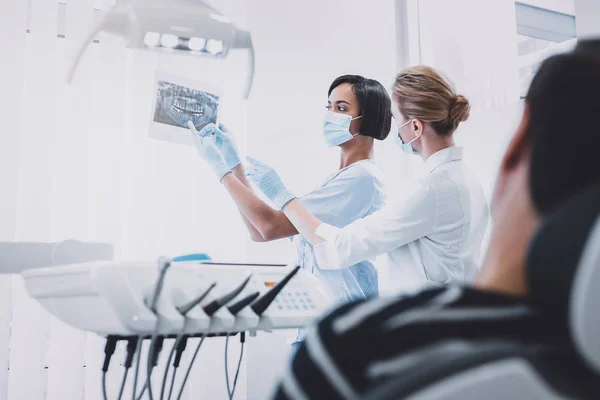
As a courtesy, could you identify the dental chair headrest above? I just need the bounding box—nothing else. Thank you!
[527,182,600,373]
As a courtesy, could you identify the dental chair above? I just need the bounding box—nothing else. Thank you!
[365,182,600,400]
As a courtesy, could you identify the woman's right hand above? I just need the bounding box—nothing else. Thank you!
[188,122,231,180]
[212,123,242,169]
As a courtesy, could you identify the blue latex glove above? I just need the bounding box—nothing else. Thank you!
[245,156,296,210]
[213,123,242,169]
[189,121,231,181]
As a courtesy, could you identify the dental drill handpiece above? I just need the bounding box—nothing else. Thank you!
[251,266,300,316]
[228,292,260,315]
[203,275,252,316]
[176,283,217,316]
[148,256,172,314]
[138,257,172,400]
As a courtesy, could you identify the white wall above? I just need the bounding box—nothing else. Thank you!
[418,0,521,113]
[575,0,600,38]
[0,0,28,395]
[519,0,575,15]
[395,0,423,69]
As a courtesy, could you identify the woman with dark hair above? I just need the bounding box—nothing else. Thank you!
[189,74,392,305]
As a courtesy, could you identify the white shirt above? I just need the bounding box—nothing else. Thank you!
[314,146,489,293]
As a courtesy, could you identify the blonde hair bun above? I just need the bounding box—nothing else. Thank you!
[450,94,471,124]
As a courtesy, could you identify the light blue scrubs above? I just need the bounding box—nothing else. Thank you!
[293,159,387,304]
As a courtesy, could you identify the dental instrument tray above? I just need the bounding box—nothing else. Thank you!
[21,261,331,336]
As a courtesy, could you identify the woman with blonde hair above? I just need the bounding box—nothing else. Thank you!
[245,66,489,293]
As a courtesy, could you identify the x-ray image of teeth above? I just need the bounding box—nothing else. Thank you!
[153,81,219,130]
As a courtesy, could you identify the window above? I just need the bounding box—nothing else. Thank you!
[515,1,577,97]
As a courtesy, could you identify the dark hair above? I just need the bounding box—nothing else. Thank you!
[526,40,600,215]
[328,75,392,140]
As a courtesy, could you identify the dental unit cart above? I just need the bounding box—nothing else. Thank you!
[19,258,331,400]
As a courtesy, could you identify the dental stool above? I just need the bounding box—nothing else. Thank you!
[365,183,600,400]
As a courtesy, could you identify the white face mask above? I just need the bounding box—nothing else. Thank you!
[323,110,362,147]
[395,119,419,155]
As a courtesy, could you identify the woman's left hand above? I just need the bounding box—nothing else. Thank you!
[245,157,296,209]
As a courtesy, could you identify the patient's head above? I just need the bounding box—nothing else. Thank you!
[476,40,600,296]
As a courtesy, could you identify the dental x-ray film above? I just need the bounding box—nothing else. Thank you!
[150,71,220,146]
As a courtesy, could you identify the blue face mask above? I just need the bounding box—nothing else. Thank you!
[395,119,419,155]
[323,110,362,147]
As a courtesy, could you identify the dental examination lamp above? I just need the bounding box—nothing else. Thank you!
[67,0,255,98]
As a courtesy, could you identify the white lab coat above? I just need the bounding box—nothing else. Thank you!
[313,146,489,294]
